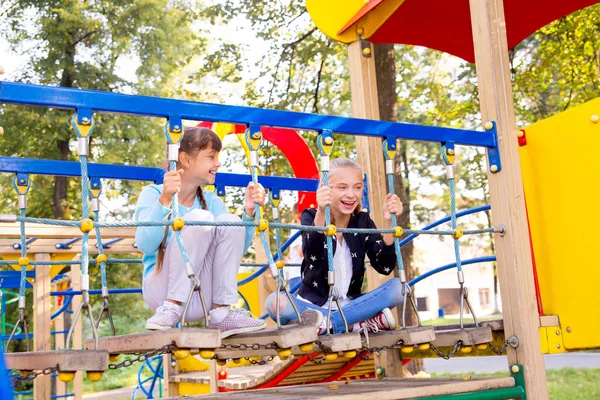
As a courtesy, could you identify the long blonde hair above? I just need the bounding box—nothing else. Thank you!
[325,158,364,221]
[155,127,222,274]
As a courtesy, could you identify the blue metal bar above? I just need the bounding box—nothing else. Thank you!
[51,295,74,320]
[0,156,318,191]
[99,237,123,249]
[0,330,69,341]
[0,82,496,147]
[11,237,37,250]
[408,256,497,286]
[50,288,141,296]
[55,237,81,250]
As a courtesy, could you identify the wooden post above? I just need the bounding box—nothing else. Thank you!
[163,354,179,397]
[348,40,404,378]
[70,265,83,400]
[469,0,548,398]
[33,254,52,400]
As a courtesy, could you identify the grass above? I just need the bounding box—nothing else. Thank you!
[430,368,600,399]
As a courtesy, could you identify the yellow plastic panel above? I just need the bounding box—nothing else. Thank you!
[306,0,405,43]
[520,98,600,350]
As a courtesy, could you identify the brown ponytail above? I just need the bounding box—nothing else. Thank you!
[154,126,221,275]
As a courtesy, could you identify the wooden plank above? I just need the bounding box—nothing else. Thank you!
[468,0,548,398]
[348,40,404,379]
[363,326,435,348]
[188,377,516,399]
[0,238,139,254]
[5,350,109,371]
[433,327,493,347]
[84,328,221,354]
[315,332,362,353]
[433,319,504,332]
[540,315,560,327]
[163,354,179,398]
[0,222,136,239]
[34,254,52,400]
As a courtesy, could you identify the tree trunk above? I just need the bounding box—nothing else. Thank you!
[374,43,423,375]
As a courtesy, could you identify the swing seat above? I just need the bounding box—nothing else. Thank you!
[432,326,493,347]
[5,350,109,372]
[84,327,221,355]
[314,331,362,353]
[362,325,436,348]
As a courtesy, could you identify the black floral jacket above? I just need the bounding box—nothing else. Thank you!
[297,208,397,306]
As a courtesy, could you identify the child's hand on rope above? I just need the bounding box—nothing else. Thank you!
[244,182,266,217]
[159,169,184,207]
[383,193,403,221]
[316,183,332,211]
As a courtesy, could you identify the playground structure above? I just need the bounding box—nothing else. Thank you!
[0,0,599,399]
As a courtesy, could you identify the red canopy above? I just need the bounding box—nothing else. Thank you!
[355,0,599,63]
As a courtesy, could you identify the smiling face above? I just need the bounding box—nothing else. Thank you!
[328,166,364,216]
[183,145,221,185]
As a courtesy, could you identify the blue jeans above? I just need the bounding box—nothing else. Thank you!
[265,278,404,334]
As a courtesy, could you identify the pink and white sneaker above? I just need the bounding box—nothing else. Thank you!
[145,304,181,331]
[209,308,267,338]
[358,308,396,333]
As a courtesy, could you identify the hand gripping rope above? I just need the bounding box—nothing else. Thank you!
[268,189,289,327]
[89,177,116,336]
[245,125,302,328]
[382,139,421,328]
[164,118,209,328]
[66,111,100,350]
[317,130,349,334]
[5,174,31,351]
[440,143,479,329]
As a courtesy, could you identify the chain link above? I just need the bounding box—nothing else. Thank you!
[430,340,463,360]
[218,342,279,351]
[488,339,509,355]
[12,366,58,383]
[244,356,275,366]
[306,353,327,364]
[109,344,176,370]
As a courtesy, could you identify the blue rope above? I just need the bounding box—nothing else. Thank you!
[383,140,405,275]
[441,146,463,273]
[317,135,335,274]
[94,210,108,290]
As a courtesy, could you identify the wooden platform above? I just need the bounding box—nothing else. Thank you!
[171,376,517,399]
[5,350,109,371]
[315,332,362,353]
[433,326,493,347]
[216,323,318,359]
[362,326,436,348]
[84,328,221,354]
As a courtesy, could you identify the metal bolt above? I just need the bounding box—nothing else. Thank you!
[82,117,90,125]
[0,65,4,74]
[511,365,520,373]
[517,130,525,138]
[555,330,560,336]
[566,327,572,333]
[357,27,364,35]
[490,165,498,173]
[591,115,599,124]
[556,344,561,349]
[484,122,494,130]
[447,149,455,155]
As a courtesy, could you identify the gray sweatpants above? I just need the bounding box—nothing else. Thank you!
[142,209,245,321]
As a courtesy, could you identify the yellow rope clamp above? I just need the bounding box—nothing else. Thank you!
[172,217,185,231]
[257,219,269,232]
[18,257,29,266]
[96,254,107,264]
[86,371,103,382]
[276,260,285,269]
[442,145,455,165]
[58,372,75,383]
[393,226,404,237]
[319,135,334,156]
[324,224,337,236]
[89,182,101,199]
[245,128,262,151]
[80,218,94,233]
[15,183,29,196]
[166,125,183,145]
[73,116,94,138]
[452,228,463,239]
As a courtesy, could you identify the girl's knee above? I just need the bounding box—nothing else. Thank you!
[184,209,215,222]
[216,213,244,237]
[387,278,405,307]
[265,292,288,315]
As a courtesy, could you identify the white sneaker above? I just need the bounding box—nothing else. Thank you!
[358,308,396,333]
[209,308,266,339]
[145,304,181,331]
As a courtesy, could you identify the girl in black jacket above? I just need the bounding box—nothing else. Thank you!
[266,158,404,334]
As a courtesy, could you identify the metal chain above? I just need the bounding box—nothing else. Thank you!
[488,339,510,355]
[360,339,406,355]
[430,340,463,360]
[218,342,279,351]
[12,366,58,383]
[109,344,176,370]
[306,353,326,364]
[244,356,275,366]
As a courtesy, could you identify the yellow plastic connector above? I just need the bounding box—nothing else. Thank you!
[109,355,119,363]
[299,343,313,352]
[418,343,430,351]
[343,351,357,359]
[324,224,337,236]
[80,218,94,233]
[460,346,473,354]
[86,371,103,382]
[172,349,190,360]
[476,343,489,351]
[276,260,285,270]
[401,346,414,354]
[18,257,29,266]
[199,350,215,359]
[257,219,269,232]
[216,359,227,366]
[452,229,463,239]
[96,254,107,264]
[232,358,242,364]
[393,226,404,237]
[172,217,184,231]
[19,370,32,377]
[362,47,371,56]
[324,353,338,361]
[58,371,75,383]
[277,348,292,360]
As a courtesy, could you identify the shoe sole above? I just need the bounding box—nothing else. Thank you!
[145,323,175,331]
[381,308,397,330]
[219,321,267,339]
[299,309,324,328]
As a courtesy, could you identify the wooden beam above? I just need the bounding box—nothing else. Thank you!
[348,40,404,378]
[0,222,136,239]
[163,354,179,397]
[33,254,51,400]
[468,0,548,398]
[0,239,140,255]
[70,265,83,400]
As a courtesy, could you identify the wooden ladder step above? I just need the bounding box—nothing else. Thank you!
[5,350,109,372]
[433,326,493,347]
[361,326,436,348]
